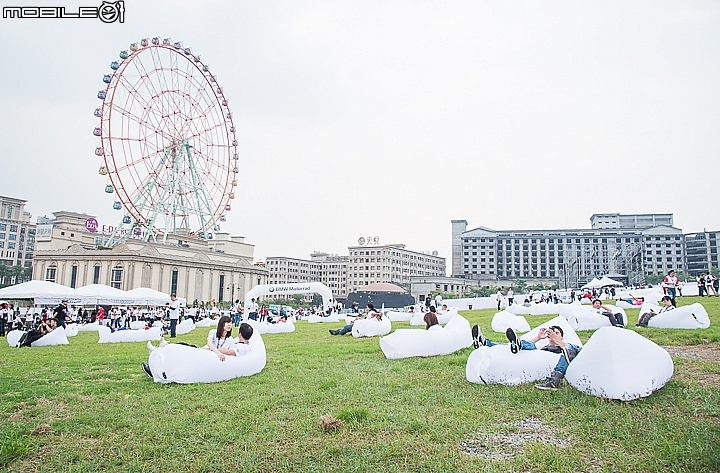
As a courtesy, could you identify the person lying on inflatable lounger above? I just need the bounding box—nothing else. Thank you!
[619,295,644,306]
[471,324,581,390]
[18,317,57,347]
[329,303,381,336]
[636,295,674,327]
[591,299,624,327]
[142,317,253,377]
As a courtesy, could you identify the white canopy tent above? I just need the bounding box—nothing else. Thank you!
[581,277,603,289]
[72,284,138,305]
[597,276,624,287]
[0,280,79,304]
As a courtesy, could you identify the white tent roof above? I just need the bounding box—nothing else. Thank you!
[598,275,624,287]
[0,280,77,304]
[581,277,603,289]
[125,287,186,306]
[72,284,138,305]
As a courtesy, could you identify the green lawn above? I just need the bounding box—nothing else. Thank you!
[1,297,719,472]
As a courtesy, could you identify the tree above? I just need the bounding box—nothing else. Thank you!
[512,279,527,293]
[644,274,663,285]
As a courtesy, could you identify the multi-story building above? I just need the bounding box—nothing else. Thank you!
[346,242,446,293]
[32,211,267,303]
[452,213,685,287]
[684,231,719,276]
[265,253,348,299]
[0,195,36,269]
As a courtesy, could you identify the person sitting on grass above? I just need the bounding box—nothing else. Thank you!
[329,303,381,336]
[142,317,253,377]
[591,299,624,327]
[471,324,581,390]
[636,295,674,327]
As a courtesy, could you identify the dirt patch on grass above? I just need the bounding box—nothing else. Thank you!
[664,344,720,387]
[460,416,571,460]
[663,344,720,362]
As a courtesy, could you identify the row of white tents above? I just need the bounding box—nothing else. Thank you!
[580,275,624,289]
[0,280,185,306]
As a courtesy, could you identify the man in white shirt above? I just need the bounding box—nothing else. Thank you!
[247,298,258,322]
[168,293,180,338]
[507,288,514,305]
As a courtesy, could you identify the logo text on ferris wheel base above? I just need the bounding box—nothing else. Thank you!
[3,1,125,23]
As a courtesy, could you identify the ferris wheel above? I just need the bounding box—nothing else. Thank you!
[93,37,238,246]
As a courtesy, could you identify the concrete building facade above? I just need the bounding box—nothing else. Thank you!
[684,231,720,276]
[0,195,36,269]
[32,211,267,304]
[452,214,685,287]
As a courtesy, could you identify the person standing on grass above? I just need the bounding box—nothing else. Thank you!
[662,270,680,306]
[53,299,69,329]
[168,293,180,338]
[496,289,504,311]
[507,288,514,306]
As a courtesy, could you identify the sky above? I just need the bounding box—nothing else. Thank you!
[1,0,719,268]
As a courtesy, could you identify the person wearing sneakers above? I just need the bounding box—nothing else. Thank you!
[471,324,581,390]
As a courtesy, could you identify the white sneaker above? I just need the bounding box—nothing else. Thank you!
[159,337,168,347]
[147,341,155,354]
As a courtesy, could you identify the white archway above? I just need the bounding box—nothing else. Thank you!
[243,282,332,317]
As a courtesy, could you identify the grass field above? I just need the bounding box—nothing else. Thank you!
[1,297,719,472]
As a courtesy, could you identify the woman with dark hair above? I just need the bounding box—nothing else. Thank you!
[423,311,440,330]
[206,315,237,361]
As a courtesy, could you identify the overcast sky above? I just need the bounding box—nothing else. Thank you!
[1,1,719,268]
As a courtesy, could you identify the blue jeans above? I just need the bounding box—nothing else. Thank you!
[484,339,577,375]
[169,318,177,337]
[336,324,353,335]
[666,288,676,300]
[232,313,242,326]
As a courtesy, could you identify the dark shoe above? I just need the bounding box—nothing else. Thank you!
[506,327,519,354]
[471,325,480,349]
[329,329,337,335]
[141,362,153,378]
[535,370,564,390]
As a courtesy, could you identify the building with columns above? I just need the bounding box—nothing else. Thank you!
[32,211,267,304]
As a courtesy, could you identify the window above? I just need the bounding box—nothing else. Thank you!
[6,206,13,219]
[93,265,101,284]
[9,225,17,232]
[171,269,179,296]
[218,274,225,301]
[8,234,16,241]
[0,224,5,231]
[70,265,78,289]
[111,265,123,289]
[45,265,57,283]
[7,242,15,249]
[0,234,4,240]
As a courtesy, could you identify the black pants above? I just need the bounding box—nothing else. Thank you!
[602,311,624,327]
[169,319,177,337]
[0,319,4,336]
[22,330,46,346]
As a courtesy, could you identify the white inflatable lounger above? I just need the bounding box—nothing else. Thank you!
[247,319,296,334]
[6,327,70,347]
[65,324,79,337]
[506,303,566,316]
[175,319,196,335]
[566,327,673,401]
[566,307,627,331]
[77,322,101,332]
[386,310,413,322]
[466,316,581,386]
[491,311,531,333]
[637,302,710,329]
[352,317,392,338]
[194,317,219,327]
[380,314,472,359]
[409,309,458,326]
[147,331,266,384]
[98,325,163,343]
